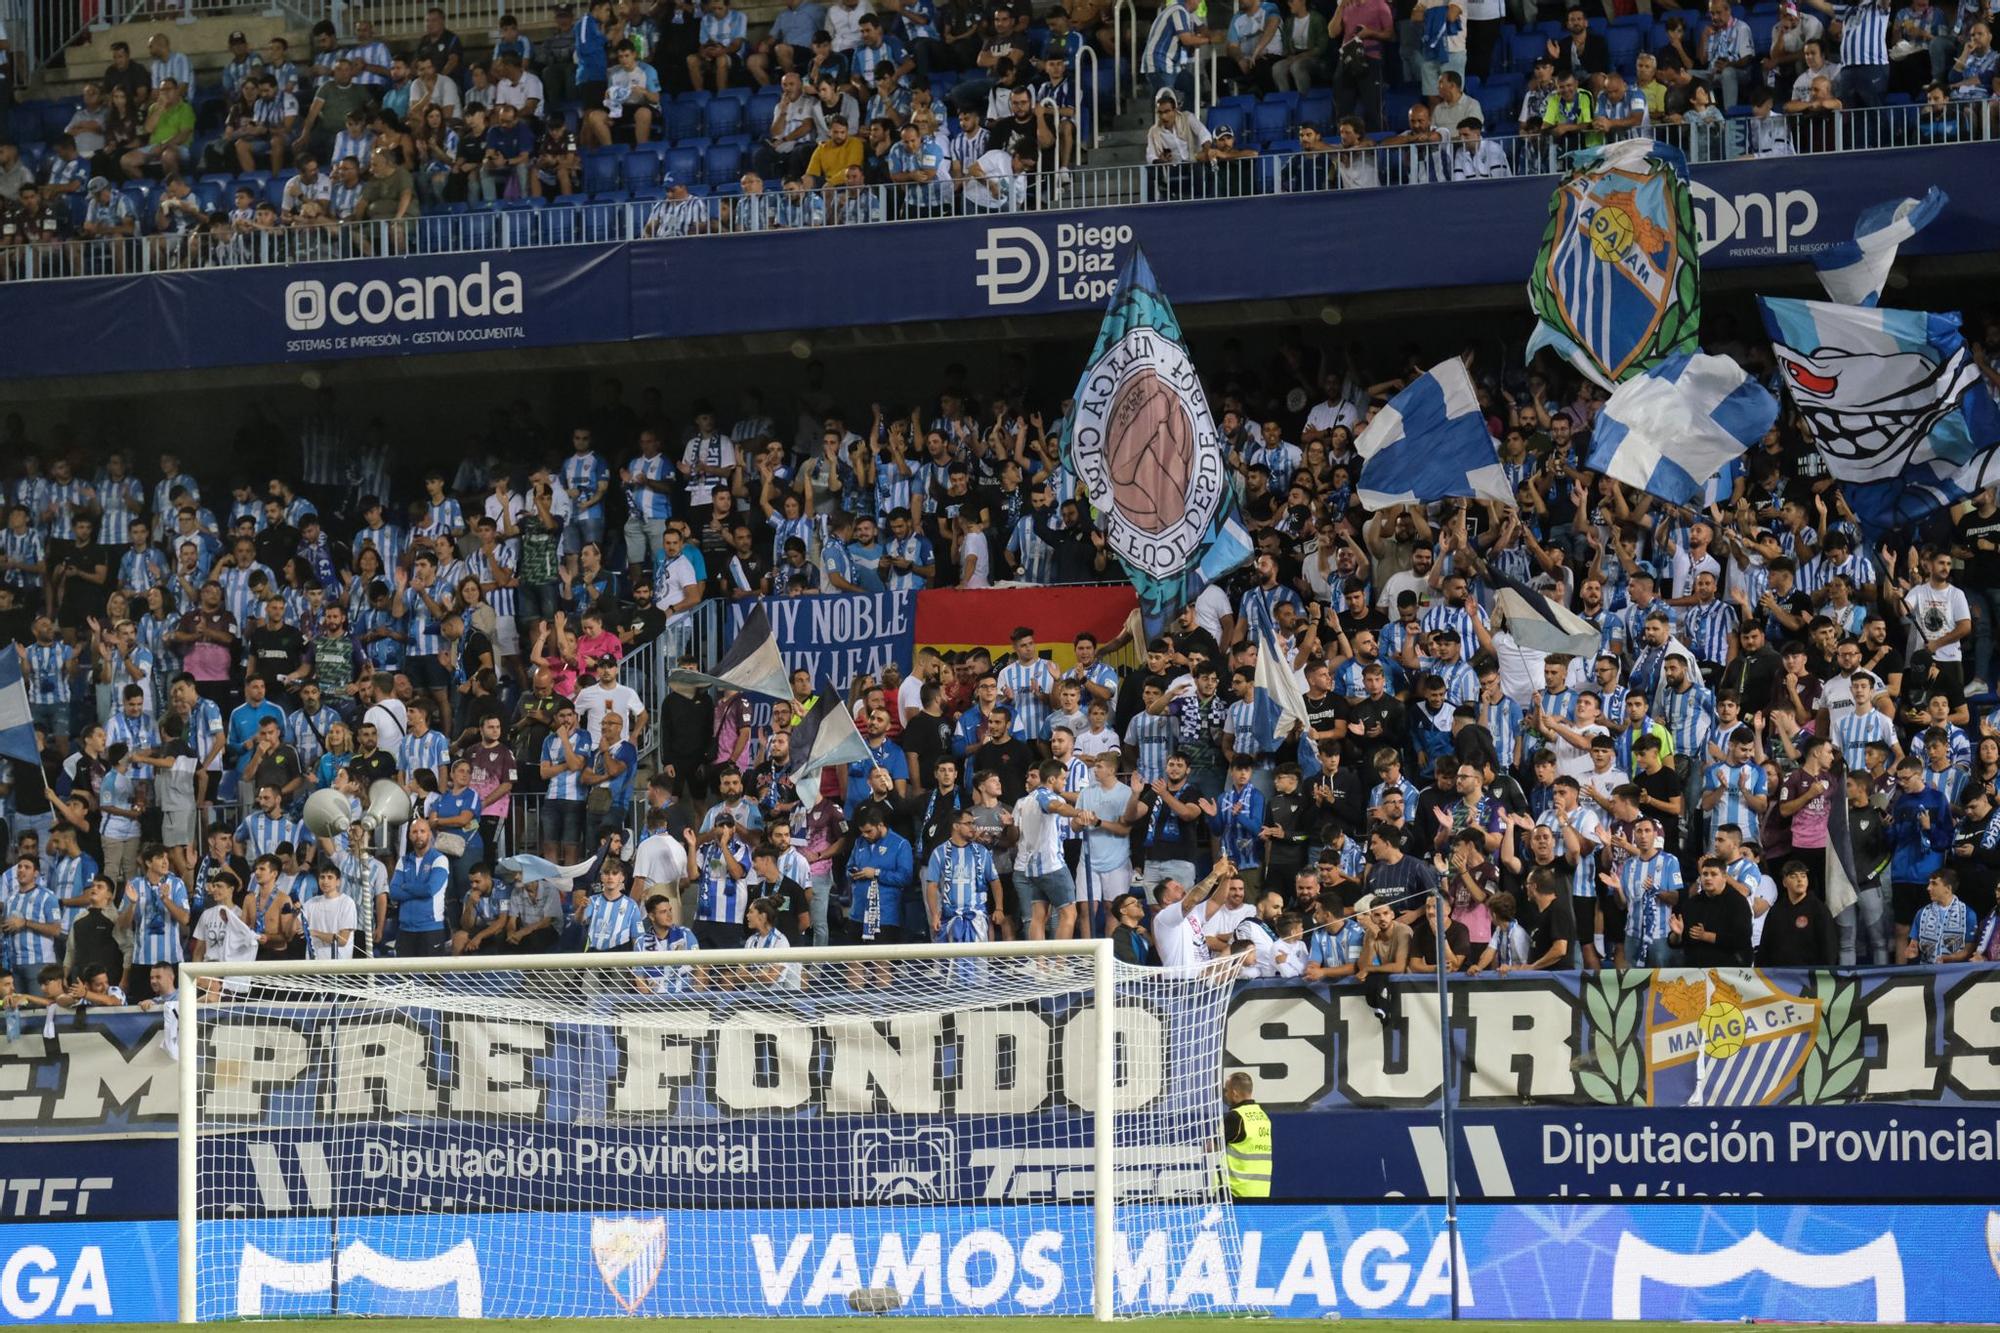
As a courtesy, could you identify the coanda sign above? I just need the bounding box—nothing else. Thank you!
[283,263,525,331]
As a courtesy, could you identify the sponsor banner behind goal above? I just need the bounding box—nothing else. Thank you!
[5,1202,1996,1322]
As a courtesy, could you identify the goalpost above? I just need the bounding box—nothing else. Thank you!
[177,940,1246,1322]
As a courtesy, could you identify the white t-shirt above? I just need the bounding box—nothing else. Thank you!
[1904,581,1970,662]
[659,553,702,624]
[897,673,928,720]
[1742,866,1777,948]
[301,891,359,960]
[633,829,690,892]
[576,680,645,736]
[364,698,408,763]
[1378,567,1432,612]
[194,902,261,990]
[959,531,991,588]
[1193,583,1233,640]
[1555,723,1609,782]
[1201,901,1254,948]
[1073,726,1121,759]
[1153,898,1205,968]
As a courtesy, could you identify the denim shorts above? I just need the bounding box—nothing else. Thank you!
[1019,866,1077,911]
[541,798,586,848]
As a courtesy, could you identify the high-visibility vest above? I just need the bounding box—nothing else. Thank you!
[1224,1100,1273,1199]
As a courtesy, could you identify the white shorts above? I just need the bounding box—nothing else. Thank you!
[1075,860,1131,904]
[494,616,522,659]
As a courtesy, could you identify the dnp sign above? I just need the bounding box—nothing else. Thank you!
[1689,180,1822,257]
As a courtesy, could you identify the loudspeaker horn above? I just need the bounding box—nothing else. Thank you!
[303,788,355,839]
[359,779,413,832]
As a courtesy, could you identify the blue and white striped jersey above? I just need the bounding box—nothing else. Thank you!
[584,892,645,950]
[1703,761,1768,843]
[924,841,998,918]
[126,875,189,966]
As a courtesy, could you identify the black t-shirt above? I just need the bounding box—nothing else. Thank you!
[971,735,1032,803]
[901,711,956,790]
[1136,782,1201,860]
[1956,508,2000,588]
[48,539,110,622]
[763,875,810,945]
[1527,892,1578,969]
[249,624,306,681]
[1363,852,1437,916]
[1411,914,1471,967]
[1346,696,1406,757]
[1635,763,1682,847]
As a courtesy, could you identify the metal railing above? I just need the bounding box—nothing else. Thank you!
[3,106,1988,283]
[1111,0,1138,115]
[1073,41,1101,153]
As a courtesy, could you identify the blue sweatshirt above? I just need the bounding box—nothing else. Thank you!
[1887,785,1952,886]
[390,848,450,931]
[846,830,913,927]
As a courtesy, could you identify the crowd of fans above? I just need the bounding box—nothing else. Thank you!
[3,316,2000,1018]
[2,0,1996,268]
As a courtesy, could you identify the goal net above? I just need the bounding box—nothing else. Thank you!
[178,941,1246,1321]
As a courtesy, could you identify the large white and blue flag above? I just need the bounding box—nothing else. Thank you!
[1584,353,1778,506]
[1251,625,1320,778]
[1761,295,2000,536]
[1355,357,1515,510]
[0,652,35,766]
[1813,187,1948,308]
[666,604,792,699]
[1063,248,1250,633]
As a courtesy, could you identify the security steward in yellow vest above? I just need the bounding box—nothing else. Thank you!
[1222,1071,1272,1200]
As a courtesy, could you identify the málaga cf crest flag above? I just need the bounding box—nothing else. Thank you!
[1064,248,1250,628]
[1527,139,1701,390]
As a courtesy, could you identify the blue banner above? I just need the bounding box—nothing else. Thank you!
[9,967,1998,1206]
[9,1202,1997,1321]
[723,592,914,695]
[0,1140,176,1221]
[1,145,1993,382]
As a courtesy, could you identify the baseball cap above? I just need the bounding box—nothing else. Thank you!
[661,171,678,187]
[595,654,620,668]
[228,29,247,42]
[87,175,110,192]
[1213,123,1234,138]
[554,2,574,13]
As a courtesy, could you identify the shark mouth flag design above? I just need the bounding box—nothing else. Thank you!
[665,604,793,699]
[1758,296,1999,535]
[787,680,875,786]
[1063,247,1250,630]
[1813,187,1948,308]
[1528,138,1701,390]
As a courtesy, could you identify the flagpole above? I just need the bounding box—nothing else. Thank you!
[1436,884,1460,1322]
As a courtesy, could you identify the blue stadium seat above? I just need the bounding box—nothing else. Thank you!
[268,169,298,207]
[715,85,752,103]
[666,101,704,140]
[705,141,744,183]
[1607,27,1642,73]
[1747,14,1778,53]
[749,88,782,128]
[1384,89,1419,129]
[583,152,623,194]
[1299,88,1334,127]
[1216,93,1257,113]
[624,147,661,187]
[664,144,701,183]
[679,89,714,106]
[705,97,744,137]
[237,169,272,188]
[1252,99,1293,140]
[1205,105,1250,137]
[539,201,581,244]
[1482,73,1524,119]
[1507,30,1548,71]
[1609,12,1653,28]
[461,210,501,248]
[193,179,226,212]
[122,181,158,217]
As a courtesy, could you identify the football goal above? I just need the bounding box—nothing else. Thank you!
[177,940,1245,1321]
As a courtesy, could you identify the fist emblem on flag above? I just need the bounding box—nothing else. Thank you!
[1105,368,1194,535]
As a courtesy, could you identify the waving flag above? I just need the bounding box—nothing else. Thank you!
[1488,571,1602,659]
[1528,138,1701,389]
[1813,187,1948,308]
[0,652,36,766]
[1585,353,1779,506]
[1843,435,2000,540]
[665,604,792,699]
[1759,297,1989,496]
[1355,357,1514,509]
[1063,248,1250,630]
[787,682,875,786]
